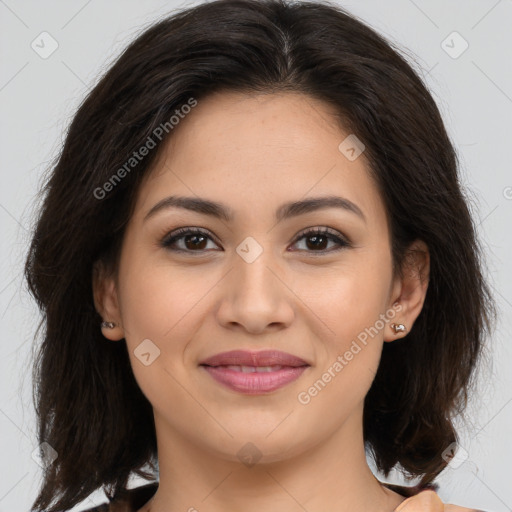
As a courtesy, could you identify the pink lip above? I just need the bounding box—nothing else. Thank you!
[199,349,309,367]
[199,350,310,395]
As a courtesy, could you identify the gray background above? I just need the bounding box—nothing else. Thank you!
[0,0,511,511]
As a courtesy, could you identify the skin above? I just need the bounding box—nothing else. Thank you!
[93,91,430,512]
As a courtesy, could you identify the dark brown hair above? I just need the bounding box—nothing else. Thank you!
[24,0,496,510]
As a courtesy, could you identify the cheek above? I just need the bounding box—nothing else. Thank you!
[116,262,202,405]
[297,274,386,415]
[118,257,201,340]
[296,260,389,344]
[116,258,221,386]
[118,271,172,342]
[296,257,390,393]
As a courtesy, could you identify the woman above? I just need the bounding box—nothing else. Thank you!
[24,0,496,511]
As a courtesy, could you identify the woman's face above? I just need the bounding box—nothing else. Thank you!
[96,91,427,463]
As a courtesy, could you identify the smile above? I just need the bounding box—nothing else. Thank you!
[200,364,309,394]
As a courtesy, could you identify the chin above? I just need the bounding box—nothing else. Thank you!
[205,427,320,466]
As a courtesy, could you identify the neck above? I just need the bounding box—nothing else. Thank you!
[141,404,406,512]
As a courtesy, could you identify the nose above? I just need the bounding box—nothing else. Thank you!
[215,248,295,334]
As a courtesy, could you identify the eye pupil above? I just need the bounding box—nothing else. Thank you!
[185,234,207,250]
[306,234,328,250]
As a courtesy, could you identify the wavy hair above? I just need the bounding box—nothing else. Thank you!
[24,0,496,510]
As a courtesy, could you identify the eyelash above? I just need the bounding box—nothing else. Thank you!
[160,226,351,255]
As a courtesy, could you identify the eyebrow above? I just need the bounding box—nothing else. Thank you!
[143,194,366,224]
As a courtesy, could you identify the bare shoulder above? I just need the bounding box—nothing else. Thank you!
[394,490,491,512]
[445,505,490,512]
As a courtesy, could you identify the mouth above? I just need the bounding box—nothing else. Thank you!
[199,350,310,394]
[209,364,295,372]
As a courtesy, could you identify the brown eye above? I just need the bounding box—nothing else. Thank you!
[161,228,219,253]
[290,228,350,253]
[161,226,350,255]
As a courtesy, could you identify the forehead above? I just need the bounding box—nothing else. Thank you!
[134,91,388,233]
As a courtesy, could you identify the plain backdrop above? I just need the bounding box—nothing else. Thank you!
[0,0,511,511]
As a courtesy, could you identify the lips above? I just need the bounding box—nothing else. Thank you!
[199,350,310,394]
[199,349,309,368]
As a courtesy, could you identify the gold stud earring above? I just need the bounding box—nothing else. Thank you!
[391,323,407,334]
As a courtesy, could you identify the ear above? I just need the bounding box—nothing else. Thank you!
[384,239,430,342]
[92,260,125,341]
